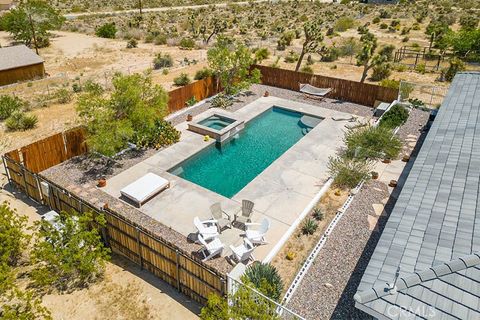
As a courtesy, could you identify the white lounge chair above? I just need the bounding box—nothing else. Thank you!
[245,218,270,245]
[198,234,224,261]
[230,238,255,263]
[299,83,332,101]
[194,216,219,241]
[210,202,232,232]
[120,172,169,207]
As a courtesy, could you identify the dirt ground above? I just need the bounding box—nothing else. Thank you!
[0,169,200,319]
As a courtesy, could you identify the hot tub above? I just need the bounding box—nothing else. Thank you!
[188,113,245,143]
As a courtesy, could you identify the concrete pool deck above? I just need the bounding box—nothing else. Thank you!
[102,96,366,262]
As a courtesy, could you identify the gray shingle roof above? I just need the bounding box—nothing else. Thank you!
[0,45,44,71]
[355,72,480,319]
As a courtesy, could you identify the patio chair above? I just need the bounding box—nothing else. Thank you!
[230,238,255,263]
[194,216,219,241]
[210,202,232,232]
[299,83,332,101]
[198,234,224,261]
[234,200,255,227]
[245,218,270,245]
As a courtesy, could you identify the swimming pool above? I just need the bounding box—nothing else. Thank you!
[169,107,323,198]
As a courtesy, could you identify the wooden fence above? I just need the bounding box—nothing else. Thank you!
[2,155,227,304]
[168,76,218,113]
[252,65,399,107]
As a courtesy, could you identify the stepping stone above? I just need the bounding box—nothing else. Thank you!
[368,215,379,231]
[324,283,334,289]
[381,197,389,205]
[372,203,384,216]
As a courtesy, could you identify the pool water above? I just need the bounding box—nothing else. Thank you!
[169,107,321,198]
[198,115,235,130]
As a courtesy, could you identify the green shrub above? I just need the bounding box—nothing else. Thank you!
[334,17,355,32]
[95,23,117,39]
[194,68,213,80]
[179,37,195,49]
[320,46,340,62]
[302,218,318,235]
[373,17,381,24]
[0,202,29,267]
[243,263,284,301]
[379,104,409,129]
[126,38,138,48]
[328,156,372,189]
[54,88,72,104]
[173,73,191,86]
[415,63,426,74]
[371,63,392,81]
[210,93,232,109]
[134,119,181,149]
[379,79,400,89]
[153,53,173,69]
[301,65,313,74]
[154,34,167,45]
[284,50,299,63]
[443,57,466,82]
[380,23,388,29]
[5,112,38,131]
[0,95,26,120]
[254,47,270,63]
[344,126,403,160]
[313,207,324,221]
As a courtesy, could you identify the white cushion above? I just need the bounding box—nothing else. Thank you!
[120,173,169,205]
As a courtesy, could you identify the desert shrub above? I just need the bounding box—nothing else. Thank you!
[372,17,381,24]
[134,119,181,149]
[313,207,324,221]
[186,96,197,107]
[344,126,403,160]
[1,289,52,320]
[126,38,138,48]
[194,68,213,80]
[402,36,409,43]
[5,112,38,131]
[77,73,169,157]
[301,65,313,74]
[95,22,117,38]
[0,203,29,268]
[371,63,392,81]
[379,104,409,129]
[442,57,466,82]
[415,63,426,74]
[284,50,299,63]
[154,34,168,45]
[153,53,173,69]
[179,37,195,49]
[379,79,400,89]
[243,263,284,301]
[210,93,232,109]
[380,23,388,29]
[392,63,408,72]
[72,83,81,93]
[320,46,340,62]
[30,211,110,290]
[0,95,26,120]
[173,73,191,86]
[328,156,372,189]
[254,47,270,63]
[302,218,318,235]
[54,88,72,104]
[334,16,355,32]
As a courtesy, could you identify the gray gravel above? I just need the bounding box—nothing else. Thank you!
[396,108,430,156]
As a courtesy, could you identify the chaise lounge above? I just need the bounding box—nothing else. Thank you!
[120,172,170,207]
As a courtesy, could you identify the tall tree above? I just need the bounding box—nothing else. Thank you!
[201,17,227,44]
[0,0,64,54]
[295,19,324,72]
[356,31,394,83]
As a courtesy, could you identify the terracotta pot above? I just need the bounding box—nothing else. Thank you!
[389,180,398,188]
[103,203,109,210]
[402,155,410,162]
[264,91,270,97]
[382,158,392,164]
[97,178,107,188]
[371,171,379,180]
[187,114,193,122]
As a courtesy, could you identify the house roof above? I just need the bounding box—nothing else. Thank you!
[0,45,44,71]
[355,72,480,319]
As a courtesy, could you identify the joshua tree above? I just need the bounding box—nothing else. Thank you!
[295,19,324,72]
[356,31,395,83]
[201,17,227,44]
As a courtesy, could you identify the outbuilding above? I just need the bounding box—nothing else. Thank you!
[0,45,45,86]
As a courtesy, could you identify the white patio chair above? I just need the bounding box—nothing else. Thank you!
[210,202,232,232]
[230,238,255,263]
[194,216,219,241]
[198,234,224,261]
[245,218,270,245]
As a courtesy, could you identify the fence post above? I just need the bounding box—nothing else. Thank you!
[136,227,143,269]
[21,167,32,200]
[176,250,181,291]
[2,156,11,186]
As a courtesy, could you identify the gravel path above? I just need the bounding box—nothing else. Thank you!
[396,108,430,156]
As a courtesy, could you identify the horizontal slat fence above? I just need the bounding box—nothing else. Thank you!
[2,159,227,304]
[253,65,399,107]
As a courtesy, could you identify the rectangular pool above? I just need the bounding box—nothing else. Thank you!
[169,107,322,198]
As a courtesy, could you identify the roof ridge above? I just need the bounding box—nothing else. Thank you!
[354,252,480,304]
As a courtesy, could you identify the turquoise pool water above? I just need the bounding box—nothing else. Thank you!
[169,107,321,198]
[198,115,235,130]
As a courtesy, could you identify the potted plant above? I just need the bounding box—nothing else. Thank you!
[264,91,270,97]
[402,155,410,162]
[187,114,193,122]
[98,178,107,188]
[371,171,379,179]
[389,180,398,187]
[382,158,391,164]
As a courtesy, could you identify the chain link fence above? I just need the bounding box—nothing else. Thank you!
[399,81,449,109]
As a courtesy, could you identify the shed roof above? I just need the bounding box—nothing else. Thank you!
[0,45,44,71]
[355,72,480,319]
